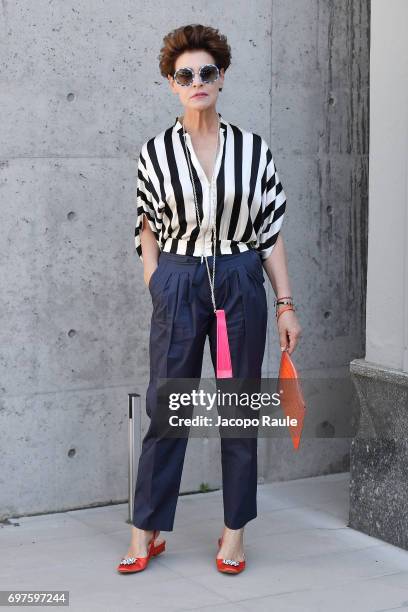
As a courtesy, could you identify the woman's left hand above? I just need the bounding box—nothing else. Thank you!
[276,309,302,355]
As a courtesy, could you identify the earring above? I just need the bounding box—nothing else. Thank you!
[219,87,222,92]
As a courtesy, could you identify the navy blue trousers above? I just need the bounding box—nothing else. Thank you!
[133,248,268,531]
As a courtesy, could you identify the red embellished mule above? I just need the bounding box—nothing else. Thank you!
[215,534,246,574]
[117,529,166,574]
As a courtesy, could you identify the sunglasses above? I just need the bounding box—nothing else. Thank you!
[173,63,220,87]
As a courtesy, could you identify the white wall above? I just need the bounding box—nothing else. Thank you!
[366,0,408,371]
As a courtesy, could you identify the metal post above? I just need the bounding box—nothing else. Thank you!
[128,393,141,524]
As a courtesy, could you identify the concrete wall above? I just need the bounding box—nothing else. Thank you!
[0,0,370,519]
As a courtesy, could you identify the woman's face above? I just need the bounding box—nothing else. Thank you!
[168,49,224,114]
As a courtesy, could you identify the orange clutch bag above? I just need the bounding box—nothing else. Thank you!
[277,349,306,450]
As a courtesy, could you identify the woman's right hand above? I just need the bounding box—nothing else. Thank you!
[144,264,158,288]
[140,218,160,287]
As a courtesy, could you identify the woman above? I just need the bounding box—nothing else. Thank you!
[117,24,301,575]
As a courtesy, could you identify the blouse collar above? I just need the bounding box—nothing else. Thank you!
[174,112,228,134]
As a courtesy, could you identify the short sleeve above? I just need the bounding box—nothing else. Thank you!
[257,145,287,260]
[134,147,160,263]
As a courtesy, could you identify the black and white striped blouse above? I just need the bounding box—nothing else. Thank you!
[134,112,286,262]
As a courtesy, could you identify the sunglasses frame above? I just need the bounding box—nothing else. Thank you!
[173,63,221,87]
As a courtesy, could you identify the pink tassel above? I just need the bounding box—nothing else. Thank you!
[216,309,233,378]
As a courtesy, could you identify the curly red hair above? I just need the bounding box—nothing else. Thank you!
[158,24,232,78]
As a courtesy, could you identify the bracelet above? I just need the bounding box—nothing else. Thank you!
[274,296,293,306]
[275,301,296,311]
[276,305,295,321]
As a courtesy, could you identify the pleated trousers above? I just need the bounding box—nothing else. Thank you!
[133,248,268,531]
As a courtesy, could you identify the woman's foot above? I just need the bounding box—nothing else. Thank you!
[216,526,245,562]
[124,526,165,559]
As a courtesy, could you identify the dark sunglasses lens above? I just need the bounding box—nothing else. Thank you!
[200,65,218,82]
[175,69,193,85]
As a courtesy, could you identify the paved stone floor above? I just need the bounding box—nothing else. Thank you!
[1,472,408,611]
